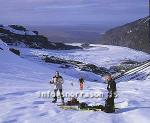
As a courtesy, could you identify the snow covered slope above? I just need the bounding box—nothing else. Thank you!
[0,40,52,87]
[3,25,36,36]
[0,40,150,123]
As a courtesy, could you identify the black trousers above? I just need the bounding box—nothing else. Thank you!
[54,89,64,101]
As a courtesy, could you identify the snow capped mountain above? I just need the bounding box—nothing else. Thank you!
[0,39,9,50]
[0,25,81,50]
[100,16,150,53]
[2,25,36,36]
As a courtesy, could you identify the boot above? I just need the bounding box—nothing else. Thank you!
[52,96,57,103]
[61,96,65,105]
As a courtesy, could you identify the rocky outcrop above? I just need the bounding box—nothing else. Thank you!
[9,48,20,56]
[43,55,149,77]
[43,55,110,76]
[81,43,92,49]
[100,16,150,53]
[109,60,140,74]
[0,25,82,50]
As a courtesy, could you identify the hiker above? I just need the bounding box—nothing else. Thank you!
[50,71,64,104]
[106,74,117,96]
[104,93,115,113]
[79,77,84,90]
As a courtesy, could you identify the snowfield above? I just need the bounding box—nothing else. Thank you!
[0,40,150,123]
[3,26,36,36]
[18,43,150,68]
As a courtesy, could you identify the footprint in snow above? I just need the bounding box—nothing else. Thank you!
[38,112,48,117]
[11,113,23,118]
[4,90,37,97]
[33,101,45,105]
[2,119,17,123]
[14,106,28,110]
[4,92,25,96]
[0,97,6,101]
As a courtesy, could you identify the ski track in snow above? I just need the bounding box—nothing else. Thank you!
[0,41,150,123]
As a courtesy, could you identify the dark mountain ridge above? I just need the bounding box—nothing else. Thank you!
[100,16,150,53]
[0,25,81,50]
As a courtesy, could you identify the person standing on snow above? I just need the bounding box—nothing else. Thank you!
[50,71,64,104]
[106,74,116,96]
[79,77,84,90]
[104,93,115,113]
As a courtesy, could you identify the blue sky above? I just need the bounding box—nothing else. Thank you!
[0,0,149,26]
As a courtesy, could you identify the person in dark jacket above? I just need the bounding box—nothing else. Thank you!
[106,75,116,96]
[104,93,115,113]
